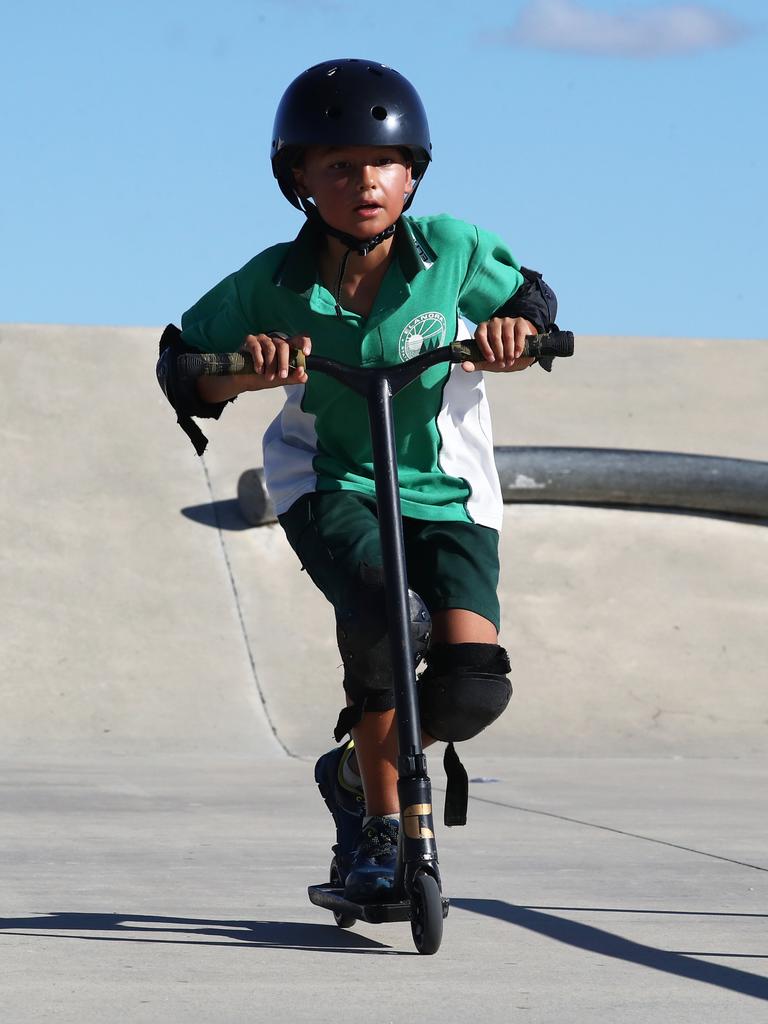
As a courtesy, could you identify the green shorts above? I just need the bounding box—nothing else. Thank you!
[278,490,501,631]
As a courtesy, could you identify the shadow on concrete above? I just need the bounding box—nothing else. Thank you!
[181,500,251,531]
[0,912,398,955]
[181,498,768,533]
[452,900,768,1001]
[525,904,768,919]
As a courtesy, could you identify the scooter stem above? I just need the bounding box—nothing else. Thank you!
[366,373,440,893]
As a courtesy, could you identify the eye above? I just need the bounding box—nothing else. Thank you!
[330,160,351,170]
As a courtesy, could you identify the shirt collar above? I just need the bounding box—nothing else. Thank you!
[273,221,322,295]
[273,216,437,295]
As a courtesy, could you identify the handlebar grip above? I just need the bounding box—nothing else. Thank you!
[527,330,574,358]
[453,330,574,364]
[177,349,307,380]
[177,351,249,379]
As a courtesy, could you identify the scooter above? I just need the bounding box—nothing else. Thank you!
[179,329,574,954]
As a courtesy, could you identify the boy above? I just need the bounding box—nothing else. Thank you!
[168,59,558,902]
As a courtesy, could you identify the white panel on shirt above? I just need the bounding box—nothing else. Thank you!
[261,320,503,530]
[262,384,319,516]
[435,319,504,531]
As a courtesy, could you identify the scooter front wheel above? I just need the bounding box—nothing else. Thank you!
[410,871,443,954]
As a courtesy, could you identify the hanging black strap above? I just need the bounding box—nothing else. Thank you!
[443,742,469,827]
[334,702,365,743]
[177,413,209,456]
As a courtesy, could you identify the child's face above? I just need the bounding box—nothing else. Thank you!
[293,145,413,240]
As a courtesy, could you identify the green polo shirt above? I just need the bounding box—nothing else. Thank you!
[181,214,525,528]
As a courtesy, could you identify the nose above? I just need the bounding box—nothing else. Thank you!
[358,164,377,191]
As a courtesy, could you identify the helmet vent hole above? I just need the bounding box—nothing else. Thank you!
[371,106,388,121]
[325,106,342,119]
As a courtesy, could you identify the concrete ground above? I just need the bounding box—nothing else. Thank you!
[1,324,766,1021]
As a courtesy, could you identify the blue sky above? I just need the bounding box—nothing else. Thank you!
[1,0,765,337]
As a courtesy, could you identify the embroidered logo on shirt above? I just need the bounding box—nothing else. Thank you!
[398,311,447,361]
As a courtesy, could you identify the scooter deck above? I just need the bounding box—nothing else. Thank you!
[308,883,450,924]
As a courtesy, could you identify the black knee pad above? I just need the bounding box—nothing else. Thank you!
[418,643,512,743]
[333,563,432,740]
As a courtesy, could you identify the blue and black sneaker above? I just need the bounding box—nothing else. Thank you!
[344,816,399,903]
[314,741,366,876]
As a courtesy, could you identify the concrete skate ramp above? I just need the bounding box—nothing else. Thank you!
[0,325,283,758]
[1,324,766,760]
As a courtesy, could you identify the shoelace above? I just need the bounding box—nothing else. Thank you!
[360,822,398,858]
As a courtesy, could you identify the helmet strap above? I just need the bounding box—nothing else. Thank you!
[332,248,353,318]
[300,199,396,257]
[299,199,399,318]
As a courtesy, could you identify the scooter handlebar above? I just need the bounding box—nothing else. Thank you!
[454,329,574,364]
[177,330,574,380]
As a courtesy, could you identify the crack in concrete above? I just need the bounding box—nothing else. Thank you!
[630,691,753,728]
[201,458,295,759]
[453,789,768,873]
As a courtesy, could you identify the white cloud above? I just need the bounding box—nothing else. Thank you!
[500,0,750,56]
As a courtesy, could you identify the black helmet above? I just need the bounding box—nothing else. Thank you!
[271,59,432,212]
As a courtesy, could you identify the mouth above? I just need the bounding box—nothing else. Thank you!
[353,202,383,217]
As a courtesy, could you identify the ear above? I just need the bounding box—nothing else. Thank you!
[403,163,414,195]
[292,166,311,199]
